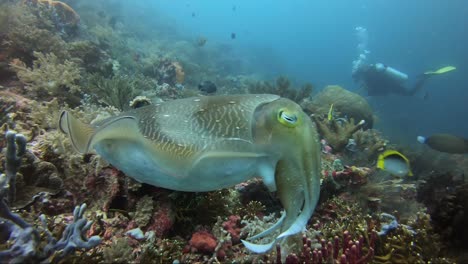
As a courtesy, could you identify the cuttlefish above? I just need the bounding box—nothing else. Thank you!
[59,94,321,253]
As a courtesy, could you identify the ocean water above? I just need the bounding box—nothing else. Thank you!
[151,0,467,146]
[2,0,468,262]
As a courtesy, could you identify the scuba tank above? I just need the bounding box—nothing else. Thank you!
[375,63,408,83]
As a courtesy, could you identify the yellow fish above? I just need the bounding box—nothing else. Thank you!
[327,103,334,121]
[377,150,413,177]
[59,94,321,253]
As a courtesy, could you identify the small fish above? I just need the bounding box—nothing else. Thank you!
[192,12,196,17]
[196,36,207,47]
[232,5,236,11]
[327,103,334,121]
[377,150,413,177]
[423,91,429,100]
[231,32,236,39]
[198,80,217,94]
[417,134,468,154]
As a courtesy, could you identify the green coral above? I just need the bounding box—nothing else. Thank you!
[103,237,133,264]
[2,2,68,61]
[85,74,138,111]
[238,201,266,220]
[248,76,313,103]
[133,195,154,228]
[138,237,184,264]
[11,51,81,96]
[170,189,241,235]
[67,40,112,76]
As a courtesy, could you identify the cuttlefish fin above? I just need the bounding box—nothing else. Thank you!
[190,138,267,175]
[59,111,139,153]
[59,111,96,153]
[259,164,277,192]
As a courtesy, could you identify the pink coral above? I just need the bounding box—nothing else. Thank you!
[189,231,217,254]
[222,215,242,244]
[147,202,174,237]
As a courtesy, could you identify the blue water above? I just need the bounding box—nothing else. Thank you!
[137,1,467,146]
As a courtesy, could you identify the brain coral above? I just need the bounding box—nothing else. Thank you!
[302,85,374,129]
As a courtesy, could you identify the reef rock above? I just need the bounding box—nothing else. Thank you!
[302,85,374,129]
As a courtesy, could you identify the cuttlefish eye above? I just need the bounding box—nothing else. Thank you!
[278,109,299,127]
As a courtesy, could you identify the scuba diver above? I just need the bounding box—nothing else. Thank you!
[352,63,456,96]
[351,27,456,96]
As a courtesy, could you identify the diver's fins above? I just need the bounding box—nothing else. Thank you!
[424,66,456,75]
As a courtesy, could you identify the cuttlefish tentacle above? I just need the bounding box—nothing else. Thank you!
[241,97,321,253]
[59,94,321,254]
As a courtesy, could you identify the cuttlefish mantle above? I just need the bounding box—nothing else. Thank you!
[59,94,321,253]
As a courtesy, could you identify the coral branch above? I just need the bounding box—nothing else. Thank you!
[0,131,27,204]
[312,115,365,152]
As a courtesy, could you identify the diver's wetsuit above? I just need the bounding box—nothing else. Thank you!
[354,65,429,96]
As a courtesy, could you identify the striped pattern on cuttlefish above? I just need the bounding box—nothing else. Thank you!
[59,94,321,253]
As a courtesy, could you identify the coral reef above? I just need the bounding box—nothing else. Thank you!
[23,0,81,27]
[351,128,388,161]
[0,201,101,263]
[312,114,366,152]
[2,2,70,65]
[0,0,463,262]
[102,237,133,263]
[85,73,139,111]
[0,131,27,204]
[417,171,468,260]
[10,52,82,100]
[302,85,374,129]
[248,76,313,103]
[188,230,218,254]
[132,195,154,228]
[374,212,451,263]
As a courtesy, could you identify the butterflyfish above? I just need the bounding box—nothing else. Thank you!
[377,150,413,177]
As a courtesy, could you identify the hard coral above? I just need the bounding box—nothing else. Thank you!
[312,115,366,152]
[222,215,243,244]
[189,230,217,254]
[374,211,451,263]
[0,201,101,263]
[302,85,374,129]
[147,201,174,237]
[23,0,80,26]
